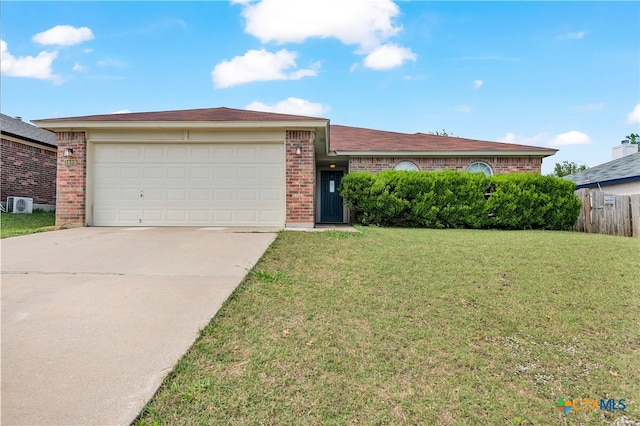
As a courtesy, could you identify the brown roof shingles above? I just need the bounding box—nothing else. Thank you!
[329,125,557,153]
[34,107,555,154]
[35,107,327,123]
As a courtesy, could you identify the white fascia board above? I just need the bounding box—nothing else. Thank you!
[334,150,557,157]
[32,119,329,131]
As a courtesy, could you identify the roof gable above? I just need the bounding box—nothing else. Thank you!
[0,113,57,147]
[34,107,327,123]
[564,152,640,186]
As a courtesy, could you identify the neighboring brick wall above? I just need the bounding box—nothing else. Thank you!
[55,132,87,227]
[285,130,315,226]
[0,137,57,204]
[348,156,543,174]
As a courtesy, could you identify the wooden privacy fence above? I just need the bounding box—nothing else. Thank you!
[573,189,640,237]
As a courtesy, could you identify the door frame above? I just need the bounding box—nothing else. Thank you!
[316,168,347,224]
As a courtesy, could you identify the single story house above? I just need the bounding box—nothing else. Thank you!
[1,113,57,210]
[33,107,557,228]
[564,152,640,196]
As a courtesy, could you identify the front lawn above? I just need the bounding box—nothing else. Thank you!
[136,228,639,425]
[0,210,56,238]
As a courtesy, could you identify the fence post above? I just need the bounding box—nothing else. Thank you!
[632,194,640,237]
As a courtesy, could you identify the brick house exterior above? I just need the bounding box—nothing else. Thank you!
[1,114,57,208]
[34,108,557,228]
[348,156,542,174]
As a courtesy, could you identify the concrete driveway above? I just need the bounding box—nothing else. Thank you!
[1,227,277,426]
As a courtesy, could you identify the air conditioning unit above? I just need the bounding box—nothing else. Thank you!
[7,197,34,214]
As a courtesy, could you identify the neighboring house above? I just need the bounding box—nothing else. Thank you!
[564,152,640,196]
[33,107,557,228]
[1,113,57,210]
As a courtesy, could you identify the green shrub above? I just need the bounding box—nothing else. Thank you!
[339,170,580,230]
[484,173,580,230]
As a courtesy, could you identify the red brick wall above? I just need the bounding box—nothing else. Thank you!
[285,130,315,226]
[55,132,87,227]
[1,137,57,204]
[348,156,543,174]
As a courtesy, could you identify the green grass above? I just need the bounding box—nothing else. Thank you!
[136,228,639,425]
[0,210,56,238]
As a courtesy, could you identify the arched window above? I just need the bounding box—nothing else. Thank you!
[467,161,493,176]
[394,161,419,171]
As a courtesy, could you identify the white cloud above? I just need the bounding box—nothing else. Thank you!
[556,31,585,41]
[499,132,550,146]
[235,0,416,70]
[627,104,640,124]
[455,105,472,113]
[112,110,131,114]
[238,0,401,49]
[32,25,94,46]
[0,39,59,81]
[212,48,318,88]
[363,43,416,70]
[72,62,87,72]
[246,97,329,116]
[574,102,605,111]
[473,79,483,89]
[501,131,591,147]
[549,130,592,146]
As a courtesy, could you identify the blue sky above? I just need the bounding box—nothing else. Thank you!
[2,1,639,174]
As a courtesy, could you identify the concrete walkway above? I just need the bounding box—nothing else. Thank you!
[1,227,277,426]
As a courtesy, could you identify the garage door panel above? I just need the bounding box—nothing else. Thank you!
[168,167,187,179]
[213,210,233,223]
[190,167,210,179]
[119,210,139,221]
[237,189,256,201]
[214,189,233,201]
[166,210,187,222]
[237,167,257,180]
[213,147,234,162]
[167,188,186,201]
[237,210,257,223]
[121,188,141,200]
[144,189,164,201]
[190,189,210,201]
[142,209,164,222]
[93,143,284,226]
[260,146,283,161]
[189,210,210,222]
[260,189,279,201]
[143,167,163,179]
[120,147,142,161]
[143,146,164,161]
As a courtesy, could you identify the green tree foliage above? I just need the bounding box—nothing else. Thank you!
[339,170,581,230]
[552,161,588,178]
[427,129,454,136]
[625,133,639,152]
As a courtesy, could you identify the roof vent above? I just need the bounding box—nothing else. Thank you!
[15,116,22,121]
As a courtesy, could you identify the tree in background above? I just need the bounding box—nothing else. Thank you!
[428,129,454,137]
[624,133,639,151]
[552,161,588,178]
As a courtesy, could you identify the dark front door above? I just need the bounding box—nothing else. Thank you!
[320,170,344,223]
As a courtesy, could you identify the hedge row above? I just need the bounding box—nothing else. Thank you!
[339,170,581,230]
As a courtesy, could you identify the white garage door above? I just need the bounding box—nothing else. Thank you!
[93,143,284,227]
